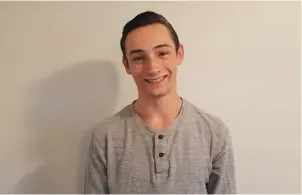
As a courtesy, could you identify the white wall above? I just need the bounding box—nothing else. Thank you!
[0,2,300,193]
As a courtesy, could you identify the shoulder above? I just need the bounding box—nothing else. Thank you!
[183,99,233,160]
[183,99,231,140]
[91,103,133,144]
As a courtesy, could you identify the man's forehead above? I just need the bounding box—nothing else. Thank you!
[125,24,174,52]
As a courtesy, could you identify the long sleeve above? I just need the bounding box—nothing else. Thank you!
[84,133,109,194]
[206,122,236,194]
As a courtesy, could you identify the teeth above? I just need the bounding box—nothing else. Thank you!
[146,76,165,83]
[149,77,163,81]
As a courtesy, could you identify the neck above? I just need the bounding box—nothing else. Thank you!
[134,92,183,121]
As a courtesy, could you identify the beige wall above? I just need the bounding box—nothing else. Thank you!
[0,2,300,193]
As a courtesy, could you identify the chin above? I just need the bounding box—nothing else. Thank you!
[147,88,172,98]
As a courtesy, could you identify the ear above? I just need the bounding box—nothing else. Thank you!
[176,43,184,65]
[122,57,131,75]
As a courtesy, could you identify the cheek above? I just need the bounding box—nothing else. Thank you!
[129,65,143,79]
[165,60,177,72]
[160,59,171,68]
[129,63,141,73]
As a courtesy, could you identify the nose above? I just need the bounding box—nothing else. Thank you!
[145,56,160,75]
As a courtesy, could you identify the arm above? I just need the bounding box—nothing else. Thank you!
[206,122,236,194]
[84,133,109,194]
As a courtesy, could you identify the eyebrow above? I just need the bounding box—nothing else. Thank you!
[129,44,172,55]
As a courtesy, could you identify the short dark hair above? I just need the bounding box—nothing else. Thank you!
[120,11,180,60]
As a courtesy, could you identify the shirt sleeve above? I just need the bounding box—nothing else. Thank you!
[206,122,236,194]
[84,133,109,194]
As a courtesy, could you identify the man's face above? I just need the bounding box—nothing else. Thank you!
[123,23,184,98]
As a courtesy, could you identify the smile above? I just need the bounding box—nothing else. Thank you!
[144,75,167,84]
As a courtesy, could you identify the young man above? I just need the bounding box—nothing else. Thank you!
[84,11,236,194]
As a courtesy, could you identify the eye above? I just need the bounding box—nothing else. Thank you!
[159,51,170,56]
[132,56,143,62]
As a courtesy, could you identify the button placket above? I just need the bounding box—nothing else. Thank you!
[154,133,169,173]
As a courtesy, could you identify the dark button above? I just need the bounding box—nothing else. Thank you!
[158,135,164,139]
[159,153,164,157]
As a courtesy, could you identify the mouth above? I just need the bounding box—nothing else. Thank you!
[144,75,168,85]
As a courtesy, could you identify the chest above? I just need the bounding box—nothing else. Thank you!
[107,127,212,193]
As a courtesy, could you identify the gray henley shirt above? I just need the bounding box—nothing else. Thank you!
[84,99,236,194]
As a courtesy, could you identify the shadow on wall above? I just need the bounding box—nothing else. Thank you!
[11,60,120,193]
